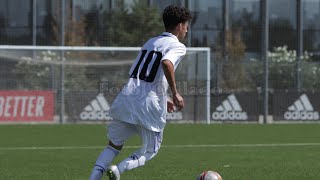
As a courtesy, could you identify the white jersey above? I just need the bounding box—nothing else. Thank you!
[109,32,186,132]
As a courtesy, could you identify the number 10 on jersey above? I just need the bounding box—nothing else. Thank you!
[130,50,162,83]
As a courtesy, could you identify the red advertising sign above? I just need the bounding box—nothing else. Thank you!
[0,91,54,122]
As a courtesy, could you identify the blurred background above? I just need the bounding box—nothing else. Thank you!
[0,0,320,124]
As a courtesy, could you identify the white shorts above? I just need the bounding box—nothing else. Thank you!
[107,119,163,154]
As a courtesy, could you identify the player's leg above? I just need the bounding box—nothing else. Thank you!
[116,126,163,174]
[89,120,137,180]
[89,141,122,180]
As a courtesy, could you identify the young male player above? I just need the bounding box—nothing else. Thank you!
[89,5,192,180]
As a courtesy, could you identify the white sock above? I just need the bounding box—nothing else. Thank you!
[89,146,120,180]
[117,152,156,174]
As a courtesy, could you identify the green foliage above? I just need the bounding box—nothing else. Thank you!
[268,46,303,89]
[13,51,96,91]
[13,52,53,90]
[216,30,252,91]
[268,46,319,90]
[268,46,312,63]
[301,62,320,90]
[104,0,163,46]
[250,46,320,90]
[13,6,98,91]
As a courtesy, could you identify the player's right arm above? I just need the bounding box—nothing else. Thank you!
[162,60,184,111]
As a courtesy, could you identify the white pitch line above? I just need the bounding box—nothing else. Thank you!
[1,143,320,151]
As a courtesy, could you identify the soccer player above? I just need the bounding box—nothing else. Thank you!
[89,5,192,180]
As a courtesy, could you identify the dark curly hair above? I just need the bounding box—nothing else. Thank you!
[162,5,192,30]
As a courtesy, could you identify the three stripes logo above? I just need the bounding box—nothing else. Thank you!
[80,94,112,120]
[284,94,319,120]
[212,94,248,120]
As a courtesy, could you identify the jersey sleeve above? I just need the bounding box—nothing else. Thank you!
[161,42,186,66]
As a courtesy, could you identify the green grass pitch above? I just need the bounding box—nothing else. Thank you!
[1,123,320,180]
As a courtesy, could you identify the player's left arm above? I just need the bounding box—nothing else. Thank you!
[162,60,184,111]
[161,43,186,111]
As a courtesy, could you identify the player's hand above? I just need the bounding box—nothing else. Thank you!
[173,92,184,111]
[167,99,174,113]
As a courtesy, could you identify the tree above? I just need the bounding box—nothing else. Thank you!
[13,5,97,91]
[13,51,56,90]
[249,46,320,91]
[103,0,162,46]
[267,46,319,90]
[216,30,249,90]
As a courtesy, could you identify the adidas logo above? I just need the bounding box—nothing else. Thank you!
[80,94,112,120]
[284,94,319,120]
[212,94,248,120]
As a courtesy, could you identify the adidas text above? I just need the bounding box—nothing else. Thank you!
[166,112,183,120]
[284,111,319,120]
[212,111,248,120]
[80,110,111,120]
[284,94,319,120]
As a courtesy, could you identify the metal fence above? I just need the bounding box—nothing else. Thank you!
[1,45,320,124]
[0,46,211,124]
